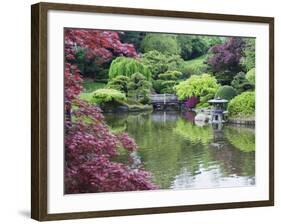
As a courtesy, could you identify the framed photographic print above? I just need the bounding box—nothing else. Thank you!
[31,2,274,221]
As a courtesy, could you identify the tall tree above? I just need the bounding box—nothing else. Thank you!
[207,37,245,85]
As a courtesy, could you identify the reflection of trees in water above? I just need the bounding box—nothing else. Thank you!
[173,119,214,145]
[224,126,255,152]
[105,112,255,189]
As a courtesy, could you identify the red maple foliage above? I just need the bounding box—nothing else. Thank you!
[64,28,157,193]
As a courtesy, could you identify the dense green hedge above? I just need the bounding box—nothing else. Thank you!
[228,91,255,117]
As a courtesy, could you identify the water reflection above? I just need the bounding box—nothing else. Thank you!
[105,111,255,190]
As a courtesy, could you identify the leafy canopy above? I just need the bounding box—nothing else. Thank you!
[246,68,255,85]
[128,73,152,104]
[108,57,151,80]
[175,74,220,100]
[241,38,255,72]
[231,72,255,94]
[141,34,180,55]
[141,50,184,79]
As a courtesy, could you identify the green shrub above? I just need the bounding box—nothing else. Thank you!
[153,71,182,94]
[107,75,130,95]
[246,68,255,84]
[158,70,182,80]
[228,91,255,117]
[231,72,255,94]
[141,34,180,55]
[175,74,220,103]
[108,57,151,80]
[141,50,184,79]
[180,55,207,77]
[84,88,126,104]
[215,85,237,100]
[128,73,152,104]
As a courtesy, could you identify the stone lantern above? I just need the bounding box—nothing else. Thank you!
[208,97,228,124]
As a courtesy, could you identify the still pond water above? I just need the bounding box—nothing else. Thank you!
[105,111,255,190]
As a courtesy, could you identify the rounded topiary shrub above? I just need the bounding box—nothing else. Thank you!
[90,88,126,104]
[108,57,151,80]
[215,85,237,101]
[228,91,255,117]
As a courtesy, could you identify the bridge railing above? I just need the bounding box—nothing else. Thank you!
[150,94,179,104]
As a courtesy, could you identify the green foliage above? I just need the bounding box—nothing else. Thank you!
[241,38,255,72]
[107,75,130,95]
[119,31,146,52]
[128,73,152,104]
[158,70,182,80]
[215,85,237,100]
[141,34,180,55]
[75,47,109,80]
[228,91,255,117]
[246,68,255,84]
[180,55,207,77]
[225,127,255,152]
[201,36,224,47]
[82,81,106,93]
[82,88,127,104]
[108,57,151,80]
[177,35,223,60]
[175,74,220,103]
[153,71,182,94]
[141,50,184,79]
[231,72,255,94]
[177,36,206,60]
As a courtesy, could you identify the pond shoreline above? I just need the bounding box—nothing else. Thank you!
[228,118,255,126]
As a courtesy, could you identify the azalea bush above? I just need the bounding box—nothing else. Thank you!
[64,28,158,194]
[183,96,199,109]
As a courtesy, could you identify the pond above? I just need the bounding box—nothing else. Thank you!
[105,111,255,190]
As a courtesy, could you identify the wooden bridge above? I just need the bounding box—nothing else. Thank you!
[150,94,181,110]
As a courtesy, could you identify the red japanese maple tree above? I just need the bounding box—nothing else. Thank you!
[64,28,157,193]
